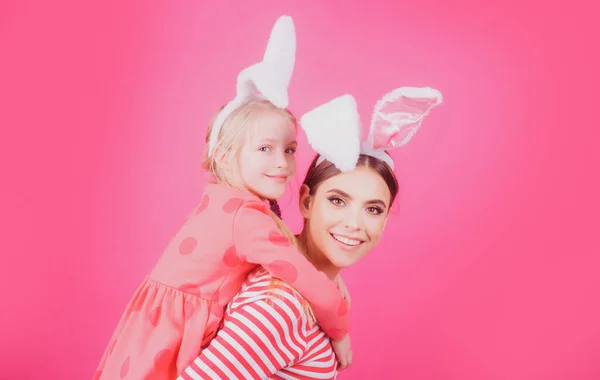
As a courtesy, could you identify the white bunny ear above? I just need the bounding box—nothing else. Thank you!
[263,15,295,90]
[300,95,362,172]
[367,87,442,150]
[208,15,296,156]
[236,15,296,107]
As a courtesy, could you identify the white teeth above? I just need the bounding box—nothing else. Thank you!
[332,234,361,246]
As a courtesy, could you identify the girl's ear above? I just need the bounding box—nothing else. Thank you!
[215,146,231,172]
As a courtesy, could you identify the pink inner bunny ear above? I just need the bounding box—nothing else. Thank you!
[368,87,442,150]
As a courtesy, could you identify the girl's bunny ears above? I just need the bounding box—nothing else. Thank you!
[300,87,443,171]
[207,15,296,156]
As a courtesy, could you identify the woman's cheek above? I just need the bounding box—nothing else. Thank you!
[368,218,386,242]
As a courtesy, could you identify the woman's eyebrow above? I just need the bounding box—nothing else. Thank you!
[325,189,352,199]
[326,189,388,208]
[367,199,387,208]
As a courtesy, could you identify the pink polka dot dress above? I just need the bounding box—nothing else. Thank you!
[94,182,350,379]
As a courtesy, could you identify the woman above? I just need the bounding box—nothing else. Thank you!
[178,153,398,380]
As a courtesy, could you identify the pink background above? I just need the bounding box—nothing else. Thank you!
[1,1,599,379]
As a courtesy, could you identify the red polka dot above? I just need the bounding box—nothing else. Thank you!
[223,198,244,213]
[154,349,173,372]
[268,231,291,247]
[178,237,197,255]
[179,283,201,297]
[267,260,298,283]
[338,299,349,316]
[149,306,162,326]
[120,356,130,379]
[184,301,195,321]
[222,245,240,267]
[93,370,102,380]
[109,340,117,355]
[245,201,269,214]
[196,194,210,214]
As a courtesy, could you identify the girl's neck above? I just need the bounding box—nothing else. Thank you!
[297,229,340,281]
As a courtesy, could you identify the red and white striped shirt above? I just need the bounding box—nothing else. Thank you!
[178,267,338,379]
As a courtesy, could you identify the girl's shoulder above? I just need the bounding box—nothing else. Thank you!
[202,183,260,203]
[195,183,265,218]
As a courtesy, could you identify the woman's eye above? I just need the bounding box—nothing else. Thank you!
[285,148,296,154]
[367,206,383,215]
[259,146,271,152]
[329,197,345,206]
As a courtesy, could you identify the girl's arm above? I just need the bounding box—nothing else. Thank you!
[231,201,350,340]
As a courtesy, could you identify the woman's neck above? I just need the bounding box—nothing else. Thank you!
[297,230,340,281]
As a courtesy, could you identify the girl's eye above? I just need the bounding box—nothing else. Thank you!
[329,197,345,206]
[285,148,296,154]
[366,206,383,215]
[259,146,271,152]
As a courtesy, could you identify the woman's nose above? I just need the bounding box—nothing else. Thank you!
[344,210,361,230]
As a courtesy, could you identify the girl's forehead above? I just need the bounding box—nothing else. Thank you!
[248,113,296,140]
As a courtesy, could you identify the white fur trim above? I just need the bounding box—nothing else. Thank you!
[300,95,362,172]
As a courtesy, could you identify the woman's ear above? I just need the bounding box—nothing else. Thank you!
[298,184,312,218]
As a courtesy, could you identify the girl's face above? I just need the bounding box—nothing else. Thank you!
[234,113,297,200]
[300,166,392,269]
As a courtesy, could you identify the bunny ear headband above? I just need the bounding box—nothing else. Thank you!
[300,87,443,171]
[207,15,296,156]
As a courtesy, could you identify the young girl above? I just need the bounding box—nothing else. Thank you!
[94,16,350,380]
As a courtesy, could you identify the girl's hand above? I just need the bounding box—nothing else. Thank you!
[331,333,352,371]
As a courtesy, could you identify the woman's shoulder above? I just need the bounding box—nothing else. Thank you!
[227,268,314,325]
[235,267,307,306]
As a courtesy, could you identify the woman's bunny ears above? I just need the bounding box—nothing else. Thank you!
[207,15,296,156]
[300,87,443,171]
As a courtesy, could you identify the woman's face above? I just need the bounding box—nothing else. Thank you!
[300,166,392,269]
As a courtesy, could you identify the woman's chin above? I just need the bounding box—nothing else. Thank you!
[325,250,359,269]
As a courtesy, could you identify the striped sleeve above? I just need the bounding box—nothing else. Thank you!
[178,283,310,379]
